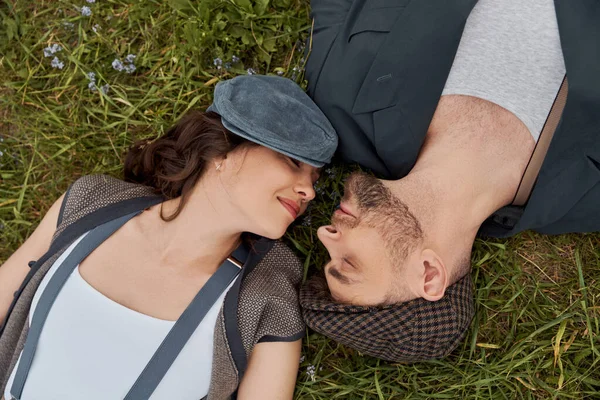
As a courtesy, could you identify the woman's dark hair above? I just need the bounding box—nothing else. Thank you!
[124,110,252,220]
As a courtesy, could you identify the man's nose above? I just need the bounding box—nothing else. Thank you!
[317,225,341,243]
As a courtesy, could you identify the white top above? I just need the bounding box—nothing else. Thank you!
[5,232,238,400]
[442,0,566,142]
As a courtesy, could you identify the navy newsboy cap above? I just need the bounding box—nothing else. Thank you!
[207,75,338,167]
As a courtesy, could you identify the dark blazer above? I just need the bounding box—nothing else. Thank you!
[305,0,600,237]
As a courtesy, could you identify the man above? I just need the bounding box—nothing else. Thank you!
[300,0,600,362]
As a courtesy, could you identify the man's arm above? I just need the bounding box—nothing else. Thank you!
[237,340,302,400]
[0,194,64,324]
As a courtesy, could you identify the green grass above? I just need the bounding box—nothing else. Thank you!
[1,0,599,398]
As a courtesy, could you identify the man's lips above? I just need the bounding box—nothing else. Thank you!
[336,202,356,218]
[278,197,300,219]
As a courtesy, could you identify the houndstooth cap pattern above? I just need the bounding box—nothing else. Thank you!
[300,274,474,362]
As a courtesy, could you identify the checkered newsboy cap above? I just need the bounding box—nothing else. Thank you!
[300,274,474,362]
[207,75,338,167]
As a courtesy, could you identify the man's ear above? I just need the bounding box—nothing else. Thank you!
[419,249,448,301]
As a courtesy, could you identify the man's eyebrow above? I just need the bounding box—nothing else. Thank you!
[344,256,361,271]
[328,266,352,285]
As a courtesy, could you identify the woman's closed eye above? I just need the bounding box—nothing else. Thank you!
[287,156,302,168]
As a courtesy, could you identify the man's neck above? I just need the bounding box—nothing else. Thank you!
[389,95,536,239]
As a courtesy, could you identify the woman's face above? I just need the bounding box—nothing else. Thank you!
[221,145,320,239]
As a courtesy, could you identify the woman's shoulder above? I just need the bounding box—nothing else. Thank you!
[236,239,305,346]
[63,174,154,208]
[56,175,156,230]
[250,239,303,284]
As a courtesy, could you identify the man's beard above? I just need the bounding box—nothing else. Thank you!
[332,172,395,230]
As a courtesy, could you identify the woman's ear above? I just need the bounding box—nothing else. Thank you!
[213,155,227,172]
[419,248,448,301]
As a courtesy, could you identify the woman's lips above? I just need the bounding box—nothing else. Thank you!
[278,197,299,219]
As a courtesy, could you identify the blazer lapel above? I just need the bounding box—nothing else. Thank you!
[352,0,477,122]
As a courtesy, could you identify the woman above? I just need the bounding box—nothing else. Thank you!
[0,75,337,400]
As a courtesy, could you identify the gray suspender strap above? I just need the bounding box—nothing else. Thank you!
[10,211,141,399]
[512,76,568,206]
[124,255,242,400]
[10,211,247,400]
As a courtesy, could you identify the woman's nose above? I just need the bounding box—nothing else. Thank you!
[296,177,316,202]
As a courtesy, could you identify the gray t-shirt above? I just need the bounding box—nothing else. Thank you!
[442,0,566,142]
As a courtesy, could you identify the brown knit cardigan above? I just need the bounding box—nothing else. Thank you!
[0,175,305,399]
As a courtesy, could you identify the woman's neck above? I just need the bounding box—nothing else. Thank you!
[135,180,244,273]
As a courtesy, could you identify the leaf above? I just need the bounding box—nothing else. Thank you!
[257,51,271,64]
[553,319,567,367]
[515,377,536,391]
[476,343,501,349]
[229,25,245,38]
[203,77,219,86]
[241,30,252,45]
[216,20,227,31]
[255,0,270,16]
[263,37,276,52]
[168,0,192,12]
[233,0,253,13]
[114,98,133,107]
[4,18,18,41]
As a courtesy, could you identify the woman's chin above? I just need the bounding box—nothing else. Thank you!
[256,224,290,240]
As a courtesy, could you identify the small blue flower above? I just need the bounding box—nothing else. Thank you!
[92,24,100,33]
[247,68,257,75]
[276,70,283,76]
[125,54,136,63]
[81,6,92,16]
[87,72,96,82]
[124,64,136,74]
[112,59,125,72]
[86,0,96,3]
[50,57,64,69]
[100,84,110,94]
[88,81,97,92]
[306,364,316,381]
[213,57,222,67]
[43,44,62,58]
[301,215,312,227]
[232,55,240,63]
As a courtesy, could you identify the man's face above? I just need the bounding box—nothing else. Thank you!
[317,173,422,306]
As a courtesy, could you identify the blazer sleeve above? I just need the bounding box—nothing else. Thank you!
[238,241,305,346]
